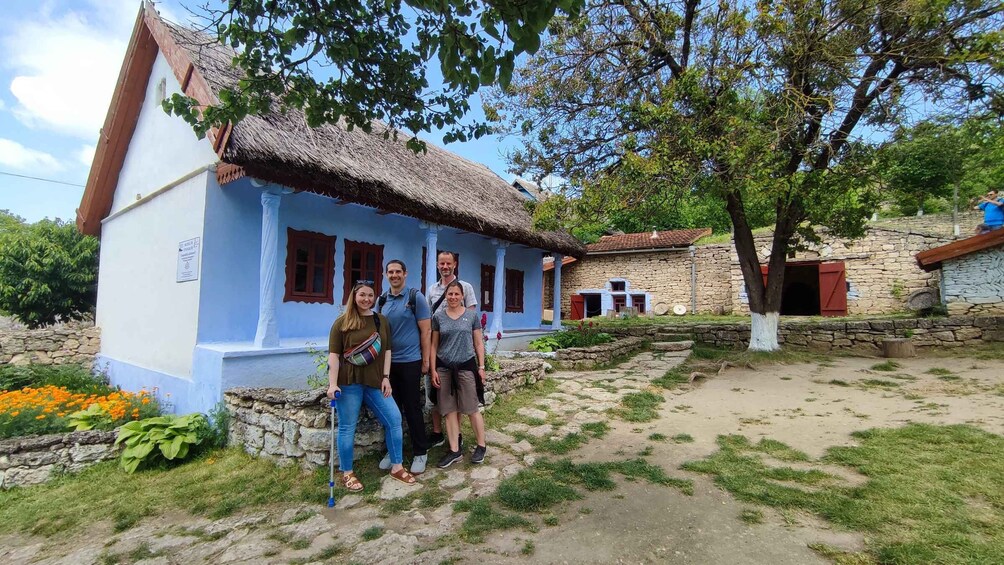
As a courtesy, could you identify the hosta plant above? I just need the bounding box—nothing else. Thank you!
[115,413,210,474]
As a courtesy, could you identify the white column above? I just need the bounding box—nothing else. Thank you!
[551,253,563,330]
[421,222,439,292]
[490,240,508,338]
[254,189,283,348]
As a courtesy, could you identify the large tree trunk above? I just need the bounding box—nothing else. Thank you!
[726,191,795,352]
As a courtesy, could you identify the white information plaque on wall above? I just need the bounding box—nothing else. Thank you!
[177,237,201,282]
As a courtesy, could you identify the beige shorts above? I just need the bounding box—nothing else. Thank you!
[437,368,479,415]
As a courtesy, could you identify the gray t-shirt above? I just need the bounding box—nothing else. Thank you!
[431,309,480,365]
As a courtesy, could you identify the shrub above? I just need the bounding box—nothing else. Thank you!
[0,364,109,394]
[0,216,99,328]
[529,322,614,352]
[115,413,211,474]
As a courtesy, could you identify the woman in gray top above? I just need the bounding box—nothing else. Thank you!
[431,280,488,468]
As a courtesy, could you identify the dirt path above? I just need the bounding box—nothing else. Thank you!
[3,352,1002,564]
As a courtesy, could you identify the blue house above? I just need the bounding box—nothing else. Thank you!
[77,3,584,414]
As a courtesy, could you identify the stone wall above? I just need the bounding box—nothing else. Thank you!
[868,210,983,238]
[559,225,954,319]
[729,227,952,315]
[0,324,101,367]
[607,316,1004,352]
[0,430,119,489]
[555,336,648,369]
[942,246,1004,316]
[225,360,548,468]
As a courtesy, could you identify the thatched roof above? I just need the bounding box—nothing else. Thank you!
[160,10,583,257]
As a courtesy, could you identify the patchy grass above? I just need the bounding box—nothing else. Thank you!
[828,379,851,387]
[740,508,764,524]
[672,434,695,444]
[482,378,559,431]
[683,424,1004,564]
[454,498,533,543]
[361,525,384,541]
[521,540,535,555]
[859,379,901,388]
[807,543,875,565]
[653,368,691,390]
[649,433,668,442]
[0,448,324,536]
[581,421,609,438]
[612,390,665,422]
[870,361,901,372]
[925,367,954,376]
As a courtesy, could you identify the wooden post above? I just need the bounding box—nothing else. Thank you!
[881,338,915,358]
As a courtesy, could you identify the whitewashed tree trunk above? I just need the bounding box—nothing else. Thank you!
[748,312,780,351]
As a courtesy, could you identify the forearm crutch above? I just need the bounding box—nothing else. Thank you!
[328,391,341,507]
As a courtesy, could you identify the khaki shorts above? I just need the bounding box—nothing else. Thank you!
[437,368,479,415]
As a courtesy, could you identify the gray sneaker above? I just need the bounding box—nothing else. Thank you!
[378,452,391,470]
[471,444,487,465]
[410,454,428,475]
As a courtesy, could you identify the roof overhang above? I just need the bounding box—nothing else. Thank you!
[915,228,1004,272]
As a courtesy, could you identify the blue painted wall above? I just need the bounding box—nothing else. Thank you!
[196,181,548,343]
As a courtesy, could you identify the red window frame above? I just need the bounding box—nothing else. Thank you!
[631,294,646,314]
[481,264,496,312]
[505,268,524,313]
[343,240,384,300]
[284,228,336,304]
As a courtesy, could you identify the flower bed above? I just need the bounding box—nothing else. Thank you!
[529,321,614,352]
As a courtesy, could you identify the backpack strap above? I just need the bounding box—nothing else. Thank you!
[408,288,418,311]
[376,291,389,313]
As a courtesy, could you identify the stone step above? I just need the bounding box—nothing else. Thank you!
[654,332,694,342]
[651,340,694,352]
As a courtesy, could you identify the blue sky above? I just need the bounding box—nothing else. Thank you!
[0,0,521,224]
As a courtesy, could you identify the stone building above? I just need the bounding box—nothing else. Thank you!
[916,228,1004,315]
[547,213,978,319]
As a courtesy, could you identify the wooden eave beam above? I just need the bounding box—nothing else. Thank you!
[915,229,1004,272]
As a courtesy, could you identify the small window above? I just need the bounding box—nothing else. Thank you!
[481,264,496,312]
[610,280,626,292]
[284,228,335,303]
[505,268,524,313]
[631,294,646,314]
[343,240,384,300]
[612,294,627,312]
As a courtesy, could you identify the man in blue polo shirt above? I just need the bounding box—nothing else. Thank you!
[376,259,432,474]
[975,190,1004,234]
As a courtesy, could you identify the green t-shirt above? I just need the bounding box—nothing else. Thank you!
[328,314,393,388]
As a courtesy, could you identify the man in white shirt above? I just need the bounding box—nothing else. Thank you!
[425,251,478,447]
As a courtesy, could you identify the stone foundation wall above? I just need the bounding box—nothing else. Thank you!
[607,316,1004,352]
[0,325,101,367]
[0,430,119,489]
[555,337,648,369]
[942,247,1004,316]
[225,360,548,468]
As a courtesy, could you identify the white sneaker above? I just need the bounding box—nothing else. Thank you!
[379,452,392,470]
[410,454,428,475]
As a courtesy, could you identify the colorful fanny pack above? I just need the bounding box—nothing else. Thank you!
[343,315,382,366]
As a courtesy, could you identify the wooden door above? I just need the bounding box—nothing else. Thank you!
[819,262,848,317]
[570,294,585,320]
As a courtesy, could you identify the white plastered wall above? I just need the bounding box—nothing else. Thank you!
[96,51,218,378]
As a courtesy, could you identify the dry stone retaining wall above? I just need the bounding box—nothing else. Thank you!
[0,325,100,367]
[225,360,547,468]
[554,336,648,369]
[942,247,1004,316]
[607,316,1004,352]
[0,430,119,489]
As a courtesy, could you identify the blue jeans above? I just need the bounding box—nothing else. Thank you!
[336,384,404,472]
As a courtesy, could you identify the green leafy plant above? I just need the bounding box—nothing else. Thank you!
[485,354,502,372]
[115,414,210,474]
[305,343,328,389]
[529,321,614,352]
[67,404,113,431]
[528,335,563,352]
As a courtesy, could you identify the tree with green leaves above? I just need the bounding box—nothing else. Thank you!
[489,0,1002,349]
[876,120,964,216]
[0,216,99,328]
[166,0,583,150]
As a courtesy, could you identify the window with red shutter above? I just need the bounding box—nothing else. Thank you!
[343,240,384,300]
[284,228,335,304]
[505,268,524,313]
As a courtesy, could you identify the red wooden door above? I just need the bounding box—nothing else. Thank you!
[819,262,848,317]
[760,265,769,288]
[570,295,585,320]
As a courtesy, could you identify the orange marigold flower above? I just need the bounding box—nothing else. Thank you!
[141,398,150,405]
[10,411,19,417]
[36,415,46,420]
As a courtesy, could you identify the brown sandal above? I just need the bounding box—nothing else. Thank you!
[341,472,364,492]
[389,467,417,485]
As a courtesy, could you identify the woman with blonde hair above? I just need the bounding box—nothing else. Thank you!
[327,281,416,490]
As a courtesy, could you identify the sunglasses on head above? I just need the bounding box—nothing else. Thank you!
[356,279,374,285]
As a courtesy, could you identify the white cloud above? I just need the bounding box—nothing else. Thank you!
[3,0,139,140]
[74,144,96,168]
[0,138,64,171]
[0,98,6,111]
